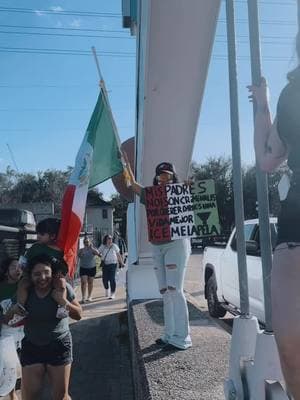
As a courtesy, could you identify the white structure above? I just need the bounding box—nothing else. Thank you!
[123,0,221,300]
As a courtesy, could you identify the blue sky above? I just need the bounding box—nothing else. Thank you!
[0,0,297,199]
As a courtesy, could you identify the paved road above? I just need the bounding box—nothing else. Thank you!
[185,249,234,333]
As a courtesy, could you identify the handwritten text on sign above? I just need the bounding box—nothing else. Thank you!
[145,180,220,242]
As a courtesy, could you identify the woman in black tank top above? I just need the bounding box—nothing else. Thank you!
[248,31,300,399]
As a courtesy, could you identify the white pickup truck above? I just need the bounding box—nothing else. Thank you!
[202,218,278,323]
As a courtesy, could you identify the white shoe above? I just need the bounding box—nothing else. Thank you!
[105,289,110,297]
[80,298,87,304]
[87,297,93,302]
[109,292,115,299]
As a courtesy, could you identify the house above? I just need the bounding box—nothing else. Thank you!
[85,192,114,245]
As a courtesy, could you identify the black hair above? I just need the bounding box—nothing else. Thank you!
[36,218,61,237]
[103,234,113,245]
[0,257,18,282]
[287,31,300,82]
[27,254,68,276]
[153,173,179,186]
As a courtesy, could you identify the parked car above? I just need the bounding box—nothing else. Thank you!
[0,209,36,263]
[202,218,277,323]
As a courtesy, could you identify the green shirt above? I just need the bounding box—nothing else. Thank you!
[0,281,18,302]
[25,243,63,262]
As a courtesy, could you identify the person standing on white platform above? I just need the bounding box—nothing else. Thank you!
[126,160,192,351]
[99,235,125,300]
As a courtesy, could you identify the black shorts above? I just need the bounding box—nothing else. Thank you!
[20,332,73,367]
[80,267,96,277]
[277,183,300,245]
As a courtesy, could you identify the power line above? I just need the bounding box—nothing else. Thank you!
[0,24,126,34]
[0,6,121,18]
[0,30,295,46]
[0,5,296,25]
[0,46,295,62]
[0,30,134,40]
[218,18,297,26]
[0,84,134,88]
[0,46,135,57]
[234,0,295,4]
[0,108,90,111]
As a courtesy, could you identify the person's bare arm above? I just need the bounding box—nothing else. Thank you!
[91,246,100,256]
[52,289,82,320]
[116,252,125,268]
[248,78,288,172]
[123,152,143,196]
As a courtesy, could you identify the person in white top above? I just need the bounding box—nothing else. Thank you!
[98,235,125,299]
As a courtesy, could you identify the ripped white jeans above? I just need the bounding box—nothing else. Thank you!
[152,238,192,349]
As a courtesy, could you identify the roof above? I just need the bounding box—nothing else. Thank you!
[86,192,112,208]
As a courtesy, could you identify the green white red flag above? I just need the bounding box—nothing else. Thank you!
[57,87,123,277]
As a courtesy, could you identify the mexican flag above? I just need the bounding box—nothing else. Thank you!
[57,86,123,277]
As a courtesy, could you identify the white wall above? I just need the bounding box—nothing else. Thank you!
[86,207,113,235]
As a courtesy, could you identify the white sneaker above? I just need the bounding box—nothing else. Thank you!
[105,289,110,297]
[87,297,93,302]
[109,292,115,299]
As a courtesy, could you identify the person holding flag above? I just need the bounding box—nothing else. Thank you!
[125,159,192,351]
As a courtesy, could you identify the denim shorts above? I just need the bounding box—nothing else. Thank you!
[20,332,73,366]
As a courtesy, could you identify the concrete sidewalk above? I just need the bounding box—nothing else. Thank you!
[69,277,133,400]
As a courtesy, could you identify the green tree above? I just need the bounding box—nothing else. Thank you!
[110,193,128,238]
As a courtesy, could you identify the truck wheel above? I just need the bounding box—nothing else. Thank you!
[207,276,226,318]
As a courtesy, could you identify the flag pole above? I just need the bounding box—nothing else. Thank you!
[91,46,130,185]
[91,46,121,148]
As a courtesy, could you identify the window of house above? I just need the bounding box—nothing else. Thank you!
[102,209,108,219]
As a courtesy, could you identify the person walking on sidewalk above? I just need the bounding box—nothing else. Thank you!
[125,160,192,351]
[99,235,125,299]
[78,238,100,303]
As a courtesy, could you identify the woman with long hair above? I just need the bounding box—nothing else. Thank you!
[99,235,125,299]
[126,161,192,351]
[19,254,82,400]
[248,31,300,399]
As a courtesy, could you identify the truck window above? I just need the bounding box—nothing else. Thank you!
[244,224,256,241]
[231,223,257,251]
[253,223,278,250]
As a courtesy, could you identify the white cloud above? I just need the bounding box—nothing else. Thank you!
[50,6,64,12]
[34,10,45,16]
[70,18,81,28]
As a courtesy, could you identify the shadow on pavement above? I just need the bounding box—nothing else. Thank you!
[69,311,134,400]
[144,300,220,327]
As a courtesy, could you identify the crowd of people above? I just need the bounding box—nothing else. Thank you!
[0,218,127,399]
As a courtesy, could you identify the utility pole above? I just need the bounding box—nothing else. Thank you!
[6,143,19,172]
